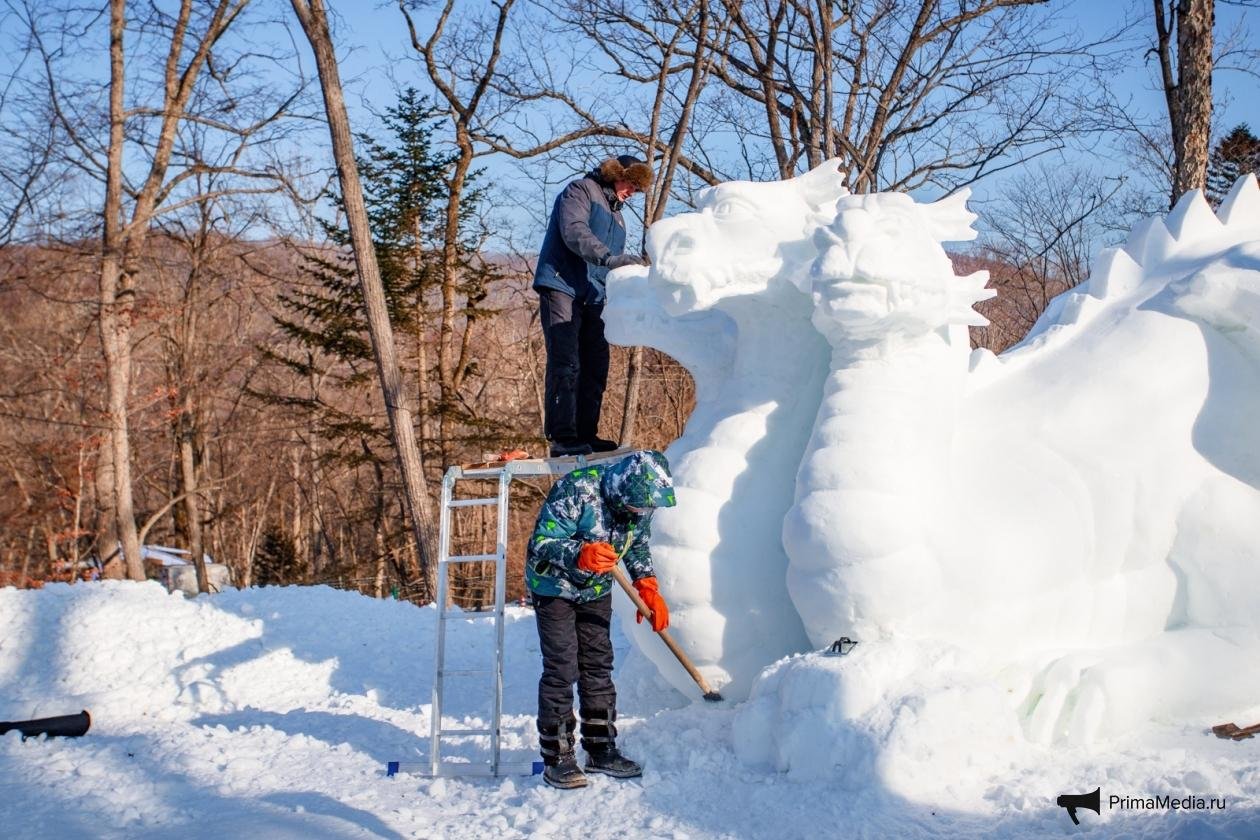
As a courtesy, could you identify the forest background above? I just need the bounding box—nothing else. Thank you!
[1,0,1258,607]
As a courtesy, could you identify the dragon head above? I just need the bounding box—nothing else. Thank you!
[809,191,994,343]
[645,160,849,315]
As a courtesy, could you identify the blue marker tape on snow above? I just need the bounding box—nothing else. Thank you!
[532,761,544,775]
[386,761,400,777]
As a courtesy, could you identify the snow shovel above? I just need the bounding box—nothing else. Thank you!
[609,566,722,702]
[1211,721,1260,740]
[0,710,91,739]
[608,529,723,703]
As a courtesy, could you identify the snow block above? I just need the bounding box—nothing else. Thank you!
[1123,216,1177,267]
[1218,173,1260,234]
[1164,189,1221,241]
[1087,246,1142,299]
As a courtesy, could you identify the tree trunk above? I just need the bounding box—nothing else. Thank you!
[290,446,304,574]
[99,0,244,585]
[291,0,438,600]
[241,475,275,589]
[20,525,34,587]
[619,1,712,444]
[1156,0,1215,206]
[410,222,431,460]
[618,347,644,444]
[1173,0,1214,203]
[437,148,472,468]
[100,0,144,581]
[307,364,324,579]
[179,411,207,593]
[94,437,121,577]
[373,533,387,599]
[100,267,143,581]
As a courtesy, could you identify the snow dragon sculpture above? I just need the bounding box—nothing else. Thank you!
[603,163,847,700]
[610,157,1260,745]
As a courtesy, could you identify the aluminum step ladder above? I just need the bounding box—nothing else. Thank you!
[419,448,634,779]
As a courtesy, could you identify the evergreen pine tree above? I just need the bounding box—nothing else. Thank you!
[1206,124,1260,209]
[254,527,300,586]
[269,88,451,435]
[254,88,487,589]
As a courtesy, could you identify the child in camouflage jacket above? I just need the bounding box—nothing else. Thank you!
[526,449,676,789]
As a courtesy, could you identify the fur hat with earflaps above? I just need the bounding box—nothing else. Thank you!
[597,155,653,192]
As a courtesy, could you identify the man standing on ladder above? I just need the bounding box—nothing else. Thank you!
[533,155,652,457]
[526,449,676,789]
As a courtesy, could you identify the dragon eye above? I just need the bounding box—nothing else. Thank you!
[711,197,755,220]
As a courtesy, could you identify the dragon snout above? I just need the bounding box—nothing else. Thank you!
[648,223,699,281]
[658,231,696,270]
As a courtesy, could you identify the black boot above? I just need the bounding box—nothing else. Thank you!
[538,714,587,790]
[549,438,594,457]
[585,437,621,453]
[580,708,642,778]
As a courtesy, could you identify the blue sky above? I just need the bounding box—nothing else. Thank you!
[4,1,1253,246]
[334,2,1258,144]
[314,0,1258,250]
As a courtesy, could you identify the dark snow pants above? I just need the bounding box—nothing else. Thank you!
[533,592,616,725]
[539,289,609,442]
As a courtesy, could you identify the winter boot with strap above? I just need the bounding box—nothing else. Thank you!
[538,713,587,789]
[580,708,642,778]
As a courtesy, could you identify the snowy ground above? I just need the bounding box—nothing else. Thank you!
[2,582,1259,839]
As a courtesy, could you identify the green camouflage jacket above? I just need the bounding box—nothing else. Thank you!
[526,450,677,602]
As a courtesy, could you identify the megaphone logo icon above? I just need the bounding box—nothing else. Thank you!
[1056,787,1101,825]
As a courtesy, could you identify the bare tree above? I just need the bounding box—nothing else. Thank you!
[423,0,724,443]
[971,164,1126,352]
[1,0,309,579]
[0,3,59,246]
[399,0,516,464]
[1098,1,1258,211]
[98,1,260,579]
[291,0,438,599]
[593,0,720,442]
[489,2,1113,192]
[3,0,306,579]
[696,0,1120,191]
[1154,0,1216,205]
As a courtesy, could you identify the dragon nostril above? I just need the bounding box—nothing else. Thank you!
[667,232,696,258]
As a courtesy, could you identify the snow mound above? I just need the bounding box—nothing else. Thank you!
[3,582,1260,836]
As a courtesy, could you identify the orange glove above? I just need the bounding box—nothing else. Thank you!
[577,541,619,574]
[633,576,669,632]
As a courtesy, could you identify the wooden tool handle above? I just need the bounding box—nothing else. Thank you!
[610,566,717,697]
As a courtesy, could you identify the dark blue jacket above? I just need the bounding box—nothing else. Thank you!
[533,173,627,305]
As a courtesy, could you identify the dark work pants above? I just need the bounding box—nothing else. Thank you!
[533,593,616,725]
[539,289,610,442]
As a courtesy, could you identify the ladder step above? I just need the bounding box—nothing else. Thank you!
[439,728,493,737]
[445,553,500,563]
[419,761,541,779]
[440,668,492,676]
[449,498,498,508]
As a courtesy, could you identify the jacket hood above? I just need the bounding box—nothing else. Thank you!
[602,450,676,511]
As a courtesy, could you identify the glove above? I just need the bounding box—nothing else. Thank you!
[633,576,669,632]
[603,253,648,270]
[577,541,619,574]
